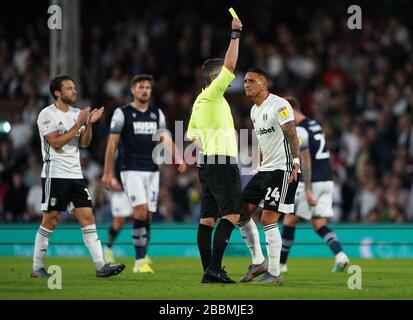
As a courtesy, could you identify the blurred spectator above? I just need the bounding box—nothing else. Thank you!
[22,94,41,127]
[23,154,41,188]
[9,111,33,151]
[3,171,28,222]
[0,139,16,174]
[26,176,42,222]
[80,150,102,184]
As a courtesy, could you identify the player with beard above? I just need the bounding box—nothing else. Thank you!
[102,74,186,273]
[32,74,125,278]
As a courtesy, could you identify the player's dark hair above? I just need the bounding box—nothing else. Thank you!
[247,67,268,80]
[202,58,224,85]
[131,74,154,87]
[284,96,301,111]
[49,74,74,100]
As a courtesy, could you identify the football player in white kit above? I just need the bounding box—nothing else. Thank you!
[280,97,349,273]
[31,74,125,278]
[238,68,301,284]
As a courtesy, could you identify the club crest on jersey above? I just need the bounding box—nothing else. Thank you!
[50,198,57,206]
[278,106,289,120]
[263,113,268,122]
[132,113,136,118]
[150,112,157,120]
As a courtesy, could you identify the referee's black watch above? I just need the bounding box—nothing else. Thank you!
[231,29,242,39]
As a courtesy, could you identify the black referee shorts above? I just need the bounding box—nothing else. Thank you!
[198,156,243,219]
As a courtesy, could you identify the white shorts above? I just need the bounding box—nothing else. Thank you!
[120,171,160,213]
[110,191,133,218]
[294,181,334,220]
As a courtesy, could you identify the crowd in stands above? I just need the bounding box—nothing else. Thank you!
[0,0,412,223]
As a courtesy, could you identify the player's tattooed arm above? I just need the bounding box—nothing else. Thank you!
[281,120,300,160]
[301,149,312,190]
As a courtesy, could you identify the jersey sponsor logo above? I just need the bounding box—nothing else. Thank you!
[278,106,289,120]
[133,121,157,135]
[256,126,275,136]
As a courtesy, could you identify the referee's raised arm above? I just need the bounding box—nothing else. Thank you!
[201,18,243,101]
[224,18,243,73]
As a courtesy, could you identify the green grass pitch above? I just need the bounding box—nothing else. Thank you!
[1,257,412,300]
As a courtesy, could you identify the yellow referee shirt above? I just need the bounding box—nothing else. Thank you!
[187,66,238,158]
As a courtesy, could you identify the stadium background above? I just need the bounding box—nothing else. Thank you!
[0,0,413,260]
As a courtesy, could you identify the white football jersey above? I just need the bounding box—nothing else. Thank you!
[37,104,84,179]
[251,94,295,172]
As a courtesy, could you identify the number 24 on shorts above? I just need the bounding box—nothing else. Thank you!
[265,187,280,201]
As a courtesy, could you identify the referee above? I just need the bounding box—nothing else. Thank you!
[187,17,243,284]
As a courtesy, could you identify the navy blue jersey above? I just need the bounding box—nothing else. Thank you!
[296,118,333,182]
[110,104,166,172]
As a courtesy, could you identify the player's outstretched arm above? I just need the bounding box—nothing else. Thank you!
[224,18,243,73]
[45,107,90,150]
[101,133,120,189]
[281,120,300,183]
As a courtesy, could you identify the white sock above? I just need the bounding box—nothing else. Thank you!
[263,223,282,276]
[82,224,105,271]
[238,219,265,265]
[33,226,53,271]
